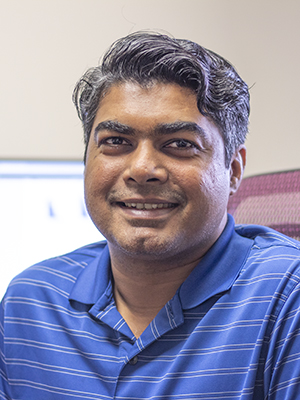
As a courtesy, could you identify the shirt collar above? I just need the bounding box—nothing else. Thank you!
[69,215,253,310]
[179,214,253,309]
[69,245,111,307]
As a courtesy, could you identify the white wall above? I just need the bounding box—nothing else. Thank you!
[0,0,300,176]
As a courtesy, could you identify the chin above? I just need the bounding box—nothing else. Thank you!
[107,232,180,259]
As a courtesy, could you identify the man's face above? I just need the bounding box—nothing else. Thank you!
[84,82,238,264]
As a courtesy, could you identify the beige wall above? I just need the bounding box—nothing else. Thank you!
[0,0,299,177]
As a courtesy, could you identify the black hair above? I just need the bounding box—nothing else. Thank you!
[73,31,249,167]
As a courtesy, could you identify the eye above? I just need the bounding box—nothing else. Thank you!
[163,138,202,158]
[103,137,130,146]
[96,135,133,155]
[165,139,196,149]
[97,136,132,148]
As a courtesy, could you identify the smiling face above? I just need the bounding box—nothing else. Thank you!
[84,82,242,265]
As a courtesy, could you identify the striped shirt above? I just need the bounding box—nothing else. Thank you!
[1,215,300,399]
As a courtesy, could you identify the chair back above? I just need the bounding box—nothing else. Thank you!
[228,169,300,240]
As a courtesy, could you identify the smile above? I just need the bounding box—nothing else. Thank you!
[122,202,176,210]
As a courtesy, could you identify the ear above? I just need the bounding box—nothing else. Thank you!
[229,145,246,196]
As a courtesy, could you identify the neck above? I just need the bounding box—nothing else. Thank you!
[110,249,201,338]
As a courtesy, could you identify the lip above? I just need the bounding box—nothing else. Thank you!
[113,198,179,218]
[118,197,177,203]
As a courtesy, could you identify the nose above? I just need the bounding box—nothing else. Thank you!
[123,141,168,185]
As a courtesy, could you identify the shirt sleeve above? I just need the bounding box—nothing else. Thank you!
[0,298,12,400]
[265,279,300,399]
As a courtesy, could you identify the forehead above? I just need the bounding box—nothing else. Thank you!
[96,82,198,122]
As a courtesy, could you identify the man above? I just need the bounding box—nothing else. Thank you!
[1,32,300,399]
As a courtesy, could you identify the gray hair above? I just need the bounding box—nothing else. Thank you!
[73,31,250,167]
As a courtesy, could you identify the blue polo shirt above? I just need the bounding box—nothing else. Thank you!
[1,215,300,399]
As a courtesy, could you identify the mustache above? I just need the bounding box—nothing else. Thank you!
[106,188,186,204]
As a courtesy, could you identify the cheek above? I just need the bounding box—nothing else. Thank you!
[202,164,231,208]
[183,161,230,205]
[84,162,117,233]
[84,158,123,198]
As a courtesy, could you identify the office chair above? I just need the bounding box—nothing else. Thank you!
[228,169,300,240]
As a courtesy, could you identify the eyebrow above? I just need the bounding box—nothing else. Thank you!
[93,120,208,140]
[154,121,208,139]
[94,120,136,138]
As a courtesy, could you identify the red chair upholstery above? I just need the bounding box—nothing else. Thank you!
[228,169,300,240]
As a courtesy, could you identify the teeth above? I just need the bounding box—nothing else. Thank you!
[124,202,174,210]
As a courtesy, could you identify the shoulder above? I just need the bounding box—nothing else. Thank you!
[236,224,300,268]
[235,223,300,250]
[235,224,300,260]
[234,224,300,296]
[4,240,108,298]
